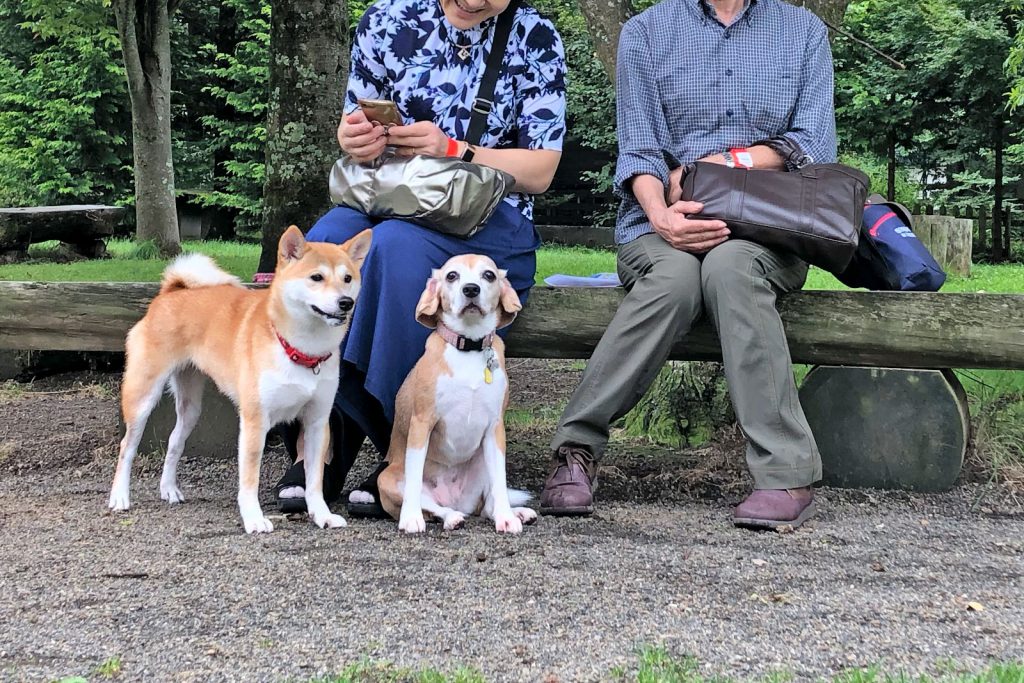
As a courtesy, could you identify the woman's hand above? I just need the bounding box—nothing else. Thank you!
[338,109,388,163]
[386,121,452,158]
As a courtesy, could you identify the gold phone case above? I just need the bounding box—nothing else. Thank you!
[358,98,401,127]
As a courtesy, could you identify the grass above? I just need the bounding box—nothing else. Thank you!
[293,649,1024,683]
[2,240,1022,295]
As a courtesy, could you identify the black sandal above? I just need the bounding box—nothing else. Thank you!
[273,410,352,513]
[346,460,391,519]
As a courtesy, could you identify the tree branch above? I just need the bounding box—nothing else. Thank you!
[824,19,907,70]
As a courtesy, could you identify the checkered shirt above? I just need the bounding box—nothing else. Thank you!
[613,0,838,244]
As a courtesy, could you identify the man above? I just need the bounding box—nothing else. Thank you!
[539,0,837,528]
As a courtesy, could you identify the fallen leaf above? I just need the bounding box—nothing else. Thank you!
[776,524,795,534]
[871,562,885,572]
[752,558,768,567]
[966,602,985,612]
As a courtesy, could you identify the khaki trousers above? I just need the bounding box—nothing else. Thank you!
[550,234,822,489]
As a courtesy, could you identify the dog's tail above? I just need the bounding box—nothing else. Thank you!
[508,488,532,507]
[160,253,242,295]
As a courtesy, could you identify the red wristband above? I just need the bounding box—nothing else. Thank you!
[446,137,459,157]
[729,148,753,169]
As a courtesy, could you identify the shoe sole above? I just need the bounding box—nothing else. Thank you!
[733,501,817,530]
[539,505,594,517]
[346,501,391,519]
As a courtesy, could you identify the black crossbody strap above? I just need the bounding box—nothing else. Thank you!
[465,0,520,146]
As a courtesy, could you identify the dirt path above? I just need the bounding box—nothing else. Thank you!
[1,370,1022,682]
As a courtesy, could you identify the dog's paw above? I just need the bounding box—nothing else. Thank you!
[243,516,274,534]
[494,513,523,535]
[108,490,131,512]
[160,482,185,505]
[398,512,426,534]
[513,507,537,526]
[443,511,467,531]
[311,511,347,529]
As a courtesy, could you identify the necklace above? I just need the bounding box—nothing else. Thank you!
[448,32,475,60]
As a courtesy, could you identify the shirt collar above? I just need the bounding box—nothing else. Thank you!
[691,0,759,26]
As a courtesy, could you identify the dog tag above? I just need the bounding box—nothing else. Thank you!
[484,349,497,384]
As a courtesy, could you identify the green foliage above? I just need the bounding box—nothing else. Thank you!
[839,150,917,206]
[193,0,271,235]
[0,0,130,207]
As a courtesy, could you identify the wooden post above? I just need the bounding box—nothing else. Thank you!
[913,215,972,277]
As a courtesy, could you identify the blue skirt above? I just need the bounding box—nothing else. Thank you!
[305,201,540,451]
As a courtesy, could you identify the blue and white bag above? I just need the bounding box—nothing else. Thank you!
[836,194,946,291]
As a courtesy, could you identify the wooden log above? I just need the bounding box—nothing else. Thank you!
[800,367,968,492]
[1,283,1024,369]
[537,224,615,248]
[912,214,972,277]
[0,205,125,250]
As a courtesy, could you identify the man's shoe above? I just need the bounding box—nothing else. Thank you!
[539,446,597,516]
[733,487,816,530]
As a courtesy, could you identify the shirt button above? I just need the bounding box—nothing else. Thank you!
[725,68,733,76]
[726,109,734,117]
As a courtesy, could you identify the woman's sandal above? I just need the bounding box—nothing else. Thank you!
[345,460,391,519]
[273,417,347,513]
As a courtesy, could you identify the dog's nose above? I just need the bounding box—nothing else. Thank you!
[462,283,480,298]
[338,297,354,312]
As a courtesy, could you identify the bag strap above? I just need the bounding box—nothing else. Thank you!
[465,0,520,146]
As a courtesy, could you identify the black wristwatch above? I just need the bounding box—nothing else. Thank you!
[461,143,476,162]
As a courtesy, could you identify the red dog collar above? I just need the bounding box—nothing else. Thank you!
[274,328,332,373]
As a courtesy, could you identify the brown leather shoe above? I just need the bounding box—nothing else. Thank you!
[733,487,816,530]
[539,446,597,516]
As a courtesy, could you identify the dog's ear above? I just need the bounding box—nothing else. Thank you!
[415,272,442,329]
[496,270,521,329]
[340,228,372,269]
[278,225,306,264]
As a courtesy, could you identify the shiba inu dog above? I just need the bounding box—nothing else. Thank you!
[108,226,371,534]
[376,254,536,534]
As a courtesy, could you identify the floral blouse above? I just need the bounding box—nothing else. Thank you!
[346,0,568,220]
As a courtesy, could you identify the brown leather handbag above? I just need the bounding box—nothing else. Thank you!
[678,161,870,273]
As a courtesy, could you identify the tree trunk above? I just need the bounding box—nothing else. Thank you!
[112,0,181,257]
[992,118,1004,261]
[886,127,896,201]
[786,0,851,32]
[577,0,850,84]
[257,0,348,274]
[576,0,636,84]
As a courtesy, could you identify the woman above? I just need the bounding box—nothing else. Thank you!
[274,0,567,516]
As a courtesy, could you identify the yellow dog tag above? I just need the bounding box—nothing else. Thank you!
[484,366,493,384]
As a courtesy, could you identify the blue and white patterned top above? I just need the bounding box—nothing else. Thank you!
[346,0,568,221]
[614,0,838,244]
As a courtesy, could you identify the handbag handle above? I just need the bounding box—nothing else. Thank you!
[464,0,520,146]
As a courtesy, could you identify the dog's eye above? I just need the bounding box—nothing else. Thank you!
[482,270,496,282]
[310,273,324,282]
[344,274,352,283]
[445,271,459,283]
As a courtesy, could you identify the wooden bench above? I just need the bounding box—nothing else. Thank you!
[0,205,126,263]
[1,282,1022,492]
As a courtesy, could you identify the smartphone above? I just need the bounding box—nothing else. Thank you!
[358,98,402,127]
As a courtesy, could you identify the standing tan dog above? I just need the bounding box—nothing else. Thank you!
[377,254,537,534]
[108,226,371,534]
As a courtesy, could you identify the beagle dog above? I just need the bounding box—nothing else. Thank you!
[377,254,536,534]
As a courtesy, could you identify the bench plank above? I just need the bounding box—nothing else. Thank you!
[0,282,1022,369]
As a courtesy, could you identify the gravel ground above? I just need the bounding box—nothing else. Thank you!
[1,368,1023,682]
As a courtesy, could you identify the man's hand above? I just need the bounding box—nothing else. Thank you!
[338,109,387,163]
[651,201,730,253]
[387,121,452,158]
